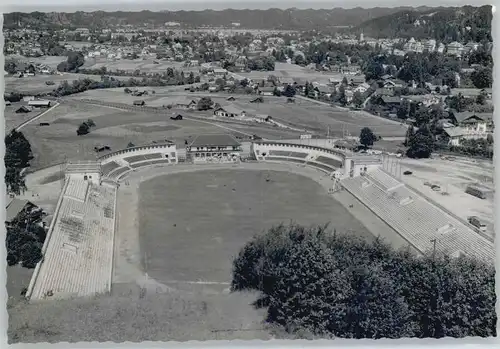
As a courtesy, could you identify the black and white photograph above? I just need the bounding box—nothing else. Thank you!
[2,0,496,343]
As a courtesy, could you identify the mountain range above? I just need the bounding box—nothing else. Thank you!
[4,6,434,31]
[353,5,492,41]
[3,5,492,41]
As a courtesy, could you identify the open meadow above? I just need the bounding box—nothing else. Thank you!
[69,88,407,137]
[4,73,133,94]
[4,102,43,133]
[83,57,201,74]
[239,62,351,85]
[20,100,304,170]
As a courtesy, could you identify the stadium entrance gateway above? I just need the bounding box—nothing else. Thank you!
[187,134,242,164]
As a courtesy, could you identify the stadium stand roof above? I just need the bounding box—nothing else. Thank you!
[189,134,241,148]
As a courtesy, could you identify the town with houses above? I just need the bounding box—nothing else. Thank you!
[3,4,496,344]
[4,21,494,149]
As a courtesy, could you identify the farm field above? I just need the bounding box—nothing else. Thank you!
[83,57,201,74]
[5,54,67,69]
[4,73,132,94]
[238,62,356,85]
[4,102,42,133]
[20,100,304,170]
[69,89,407,137]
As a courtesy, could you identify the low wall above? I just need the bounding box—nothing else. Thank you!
[98,143,177,164]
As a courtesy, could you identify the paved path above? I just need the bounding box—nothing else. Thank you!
[15,103,60,131]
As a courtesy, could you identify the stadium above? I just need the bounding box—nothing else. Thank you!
[25,134,495,301]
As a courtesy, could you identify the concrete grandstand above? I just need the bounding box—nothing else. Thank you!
[25,137,495,301]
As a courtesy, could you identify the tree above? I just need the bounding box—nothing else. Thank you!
[414,105,432,127]
[5,60,17,74]
[470,67,492,89]
[283,84,296,98]
[86,119,96,128]
[398,99,410,120]
[352,91,365,108]
[197,97,213,111]
[77,122,90,136]
[359,127,377,148]
[57,51,85,72]
[404,125,415,146]
[231,223,496,339]
[364,60,384,81]
[406,125,434,159]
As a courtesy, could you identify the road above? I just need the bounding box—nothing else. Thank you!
[15,102,60,131]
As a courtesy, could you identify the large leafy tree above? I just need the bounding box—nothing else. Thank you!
[197,97,214,111]
[231,223,496,339]
[406,125,434,158]
[359,127,377,148]
[470,67,492,89]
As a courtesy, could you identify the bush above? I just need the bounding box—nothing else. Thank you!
[231,223,496,339]
[77,123,90,136]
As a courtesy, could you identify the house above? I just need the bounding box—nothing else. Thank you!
[5,198,37,226]
[350,76,365,86]
[16,106,32,113]
[213,104,246,118]
[280,77,294,86]
[375,88,394,97]
[213,68,227,77]
[443,127,466,146]
[451,112,493,136]
[450,88,492,99]
[402,94,442,107]
[354,82,370,94]
[259,87,275,96]
[382,79,404,91]
[380,96,401,109]
[169,97,198,110]
[343,65,361,75]
[446,42,464,57]
[23,95,35,102]
[133,100,145,106]
[28,100,51,108]
[345,90,354,104]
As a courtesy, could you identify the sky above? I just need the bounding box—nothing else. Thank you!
[0,0,491,13]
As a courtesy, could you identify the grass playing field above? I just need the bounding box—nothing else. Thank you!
[138,169,374,285]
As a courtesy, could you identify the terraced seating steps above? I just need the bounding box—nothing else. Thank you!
[315,155,343,169]
[340,176,494,264]
[101,161,120,176]
[130,159,171,169]
[123,153,163,164]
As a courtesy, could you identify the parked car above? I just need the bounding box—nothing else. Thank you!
[403,171,412,175]
[468,216,487,232]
